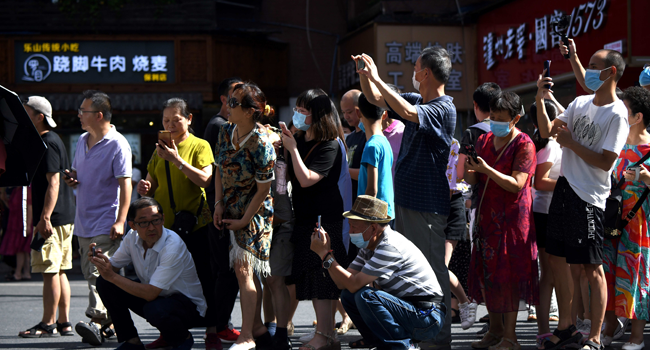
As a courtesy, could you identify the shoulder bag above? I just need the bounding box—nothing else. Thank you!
[165,161,204,235]
[604,151,650,238]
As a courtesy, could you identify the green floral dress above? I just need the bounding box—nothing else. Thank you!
[216,123,276,276]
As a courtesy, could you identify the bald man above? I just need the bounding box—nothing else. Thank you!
[340,89,366,204]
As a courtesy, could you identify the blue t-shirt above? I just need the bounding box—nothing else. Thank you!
[358,134,395,219]
[386,93,456,215]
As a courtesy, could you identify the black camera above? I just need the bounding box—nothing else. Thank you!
[550,15,572,59]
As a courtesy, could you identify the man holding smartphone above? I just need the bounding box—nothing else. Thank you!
[18,96,76,338]
[64,90,133,346]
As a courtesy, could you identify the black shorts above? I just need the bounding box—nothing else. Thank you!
[533,212,548,249]
[444,193,467,241]
[546,177,604,265]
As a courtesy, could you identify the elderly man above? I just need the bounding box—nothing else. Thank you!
[87,197,206,350]
[310,195,445,350]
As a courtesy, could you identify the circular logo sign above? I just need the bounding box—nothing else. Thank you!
[22,54,52,82]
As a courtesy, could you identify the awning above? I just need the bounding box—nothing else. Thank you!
[16,92,203,112]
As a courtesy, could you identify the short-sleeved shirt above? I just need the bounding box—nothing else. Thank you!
[32,131,75,226]
[147,133,214,232]
[216,123,275,261]
[383,119,405,179]
[349,227,443,299]
[72,126,132,238]
[533,139,562,214]
[288,136,343,225]
[386,93,457,215]
[557,95,629,208]
[346,130,366,203]
[110,227,207,316]
[358,134,394,219]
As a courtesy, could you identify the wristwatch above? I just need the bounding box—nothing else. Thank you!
[322,255,335,269]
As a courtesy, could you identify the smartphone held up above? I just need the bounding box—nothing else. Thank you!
[158,130,172,147]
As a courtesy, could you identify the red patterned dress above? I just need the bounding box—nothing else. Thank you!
[468,131,539,313]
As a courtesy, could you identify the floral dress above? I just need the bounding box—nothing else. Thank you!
[468,131,539,313]
[216,123,276,276]
[603,143,650,320]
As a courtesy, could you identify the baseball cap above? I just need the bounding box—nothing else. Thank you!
[24,96,56,128]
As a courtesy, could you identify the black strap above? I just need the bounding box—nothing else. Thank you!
[613,150,650,190]
[165,160,205,217]
[164,161,176,211]
[620,187,650,229]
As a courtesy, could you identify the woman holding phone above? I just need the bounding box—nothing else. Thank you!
[136,98,218,348]
[212,82,276,350]
[464,92,538,350]
[281,89,349,350]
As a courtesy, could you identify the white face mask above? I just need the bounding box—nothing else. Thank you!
[412,69,424,92]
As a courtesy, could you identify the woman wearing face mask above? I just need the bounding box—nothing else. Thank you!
[464,92,538,350]
[281,89,349,350]
[212,82,277,350]
[136,98,217,348]
[600,86,650,350]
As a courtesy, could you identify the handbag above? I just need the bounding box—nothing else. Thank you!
[604,151,650,238]
[165,161,204,235]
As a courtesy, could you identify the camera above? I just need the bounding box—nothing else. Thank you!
[550,15,572,59]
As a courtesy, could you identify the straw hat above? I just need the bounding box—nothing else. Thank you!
[342,195,392,224]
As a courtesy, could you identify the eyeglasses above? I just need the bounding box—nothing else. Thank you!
[133,218,164,228]
[78,109,99,115]
[227,97,243,109]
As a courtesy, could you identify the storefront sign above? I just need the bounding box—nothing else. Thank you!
[604,40,623,53]
[15,41,175,84]
[482,0,608,70]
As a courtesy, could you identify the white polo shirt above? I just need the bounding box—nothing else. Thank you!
[110,227,207,317]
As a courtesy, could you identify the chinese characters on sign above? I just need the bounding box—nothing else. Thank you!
[16,41,175,84]
[482,0,608,69]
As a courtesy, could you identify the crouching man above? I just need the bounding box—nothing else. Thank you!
[87,197,207,350]
[310,195,446,350]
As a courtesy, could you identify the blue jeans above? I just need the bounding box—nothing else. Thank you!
[341,287,445,350]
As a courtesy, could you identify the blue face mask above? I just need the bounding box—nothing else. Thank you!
[358,120,366,133]
[292,110,311,131]
[584,67,612,92]
[490,120,512,137]
[639,67,650,87]
[349,225,371,249]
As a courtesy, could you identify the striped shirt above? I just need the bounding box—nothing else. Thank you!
[349,227,442,299]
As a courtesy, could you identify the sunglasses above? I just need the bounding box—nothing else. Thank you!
[227,97,243,109]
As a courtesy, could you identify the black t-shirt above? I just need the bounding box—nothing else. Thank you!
[345,130,366,202]
[459,120,491,208]
[32,131,75,226]
[203,114,228,206]
[288,136,343,225]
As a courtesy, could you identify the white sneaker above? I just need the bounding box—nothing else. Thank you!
[576,317,584,330]
[459,302,478,330]
[299,330,315,343]
[229,342,255,350]
[578,319,591,337]
[622,341,645,350]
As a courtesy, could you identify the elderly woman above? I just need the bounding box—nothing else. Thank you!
[136,98,217,348]
[213,82,277,350]
[465,91,538,350]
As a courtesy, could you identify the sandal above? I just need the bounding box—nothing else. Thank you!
[542,325,582,350]
[336,318,355,335]
[100,324,116,339]
[301,332,339,350]
[472,331,502,349]
[489,338,521,350]
[56,322,74,336]
[19,322,59,338]
[349,338,380,349]
[581,340,603,350]
[536,333,552,349]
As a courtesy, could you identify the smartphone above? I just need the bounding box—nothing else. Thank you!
[544,61,552,89]
[92,246,96,257]
[464,144,479,164]
[317,215,322,238]
[158,130,172,146]
[60,170,71,179]
[357,59,366,71]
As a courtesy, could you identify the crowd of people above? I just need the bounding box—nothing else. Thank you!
[5,35,650,350]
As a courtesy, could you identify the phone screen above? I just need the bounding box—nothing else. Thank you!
[158,130,172,146]
[357,59,365,71]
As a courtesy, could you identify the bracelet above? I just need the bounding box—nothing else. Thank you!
[178,161,185,171]
[322,250,333,261]
[214,200,223,208]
